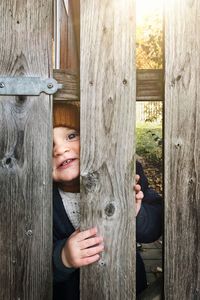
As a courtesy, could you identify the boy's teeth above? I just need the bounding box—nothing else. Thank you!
[63,159,73,165]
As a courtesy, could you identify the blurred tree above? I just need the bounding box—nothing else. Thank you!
[136,13,163,69]
[144,102,162,123]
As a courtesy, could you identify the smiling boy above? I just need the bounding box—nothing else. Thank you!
[52,102,162,299]
[53,103,105,300]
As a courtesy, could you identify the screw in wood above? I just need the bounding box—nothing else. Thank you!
[0,82,5,88]
[189,178,194,184]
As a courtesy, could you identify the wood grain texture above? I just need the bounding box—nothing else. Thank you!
[0,1,52,299]
[165,0,200,299]
[53,69,162,102]
[80,1,136,299]
[137,277,162,300]
[136,69,163,101]
[60,0,69,69]
[60,0,80,73]
[53,69,79,101]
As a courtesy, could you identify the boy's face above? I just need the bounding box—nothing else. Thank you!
[52,127,80,185]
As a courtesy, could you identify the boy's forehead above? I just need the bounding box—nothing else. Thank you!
[53,126,77,138]
[53,126,75,133]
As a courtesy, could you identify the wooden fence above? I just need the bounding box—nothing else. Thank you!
[80,1,136,299]
[164,0,200,298]
[0,0,53,299]
[0,0,200,299]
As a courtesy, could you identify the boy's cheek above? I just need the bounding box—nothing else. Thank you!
[52,171,57,182]
[52,168,60,182]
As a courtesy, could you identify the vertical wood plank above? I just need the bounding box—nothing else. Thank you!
[60,0,69,69]
[60,0,80,72]
[0,0,52,299]
[165,0,200,298]
[80,1,136,299]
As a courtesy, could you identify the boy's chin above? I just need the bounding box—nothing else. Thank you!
[54,176,80,192]
[62,176,80,185]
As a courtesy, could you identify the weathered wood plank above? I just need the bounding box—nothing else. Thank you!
[0,1,52,299]
[80,1,136,299]
[141,240,162,249]
[140,248,162,260]
[136,69,163,101]
[165,0,200,299]
[141,260,162,273]
[59,0,80,72]
[137,276,163,300]
[60,0,69,69]
[53,69,163,102]
[146,273,162,285]
[53,69,79,101]
[70,0,80,62]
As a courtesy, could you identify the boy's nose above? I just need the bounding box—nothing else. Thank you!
[54,144,71,156]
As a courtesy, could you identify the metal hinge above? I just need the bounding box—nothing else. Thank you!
[0,77,63,96]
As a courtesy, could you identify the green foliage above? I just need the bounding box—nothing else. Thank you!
[136,13,163,69]
[136,122,162,168]
[144,102,162,123]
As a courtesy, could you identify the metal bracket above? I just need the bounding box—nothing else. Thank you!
[0,77,63,96]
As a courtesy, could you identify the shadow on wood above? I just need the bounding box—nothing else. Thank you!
[137,276,163,300]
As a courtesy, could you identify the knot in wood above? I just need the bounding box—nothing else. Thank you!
[105,203,115,217]
[1,156,13,168]
[25,230,33,237]
[82,171,99,192]
[6,157,11,165]
[123,79,128,85]
[89,80,93,86]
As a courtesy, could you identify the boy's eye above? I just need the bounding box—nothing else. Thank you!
[66,131,80,141]
[68,133,76,140]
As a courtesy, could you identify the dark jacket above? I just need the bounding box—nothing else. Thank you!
[53,161,162,299]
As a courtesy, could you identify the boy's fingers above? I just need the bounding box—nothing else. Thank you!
[134,184,141,192]
[136,191,144,201]
[135,174,140,183]
[81,254,100,266]
[77,227,98,241]
[79,236,103,250]
[81,244,104,258]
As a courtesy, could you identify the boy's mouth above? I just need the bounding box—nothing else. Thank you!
[59,158,76,168]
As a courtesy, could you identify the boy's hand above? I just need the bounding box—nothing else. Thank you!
[135,175,144,216]
[61,227,104,268]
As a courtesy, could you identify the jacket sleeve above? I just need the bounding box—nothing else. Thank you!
[136,161,163,243]
[53,186,78,283]
[53,238,77,283]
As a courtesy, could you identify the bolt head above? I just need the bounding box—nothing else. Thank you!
[0,82,5,88]
[47,83,53,89]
